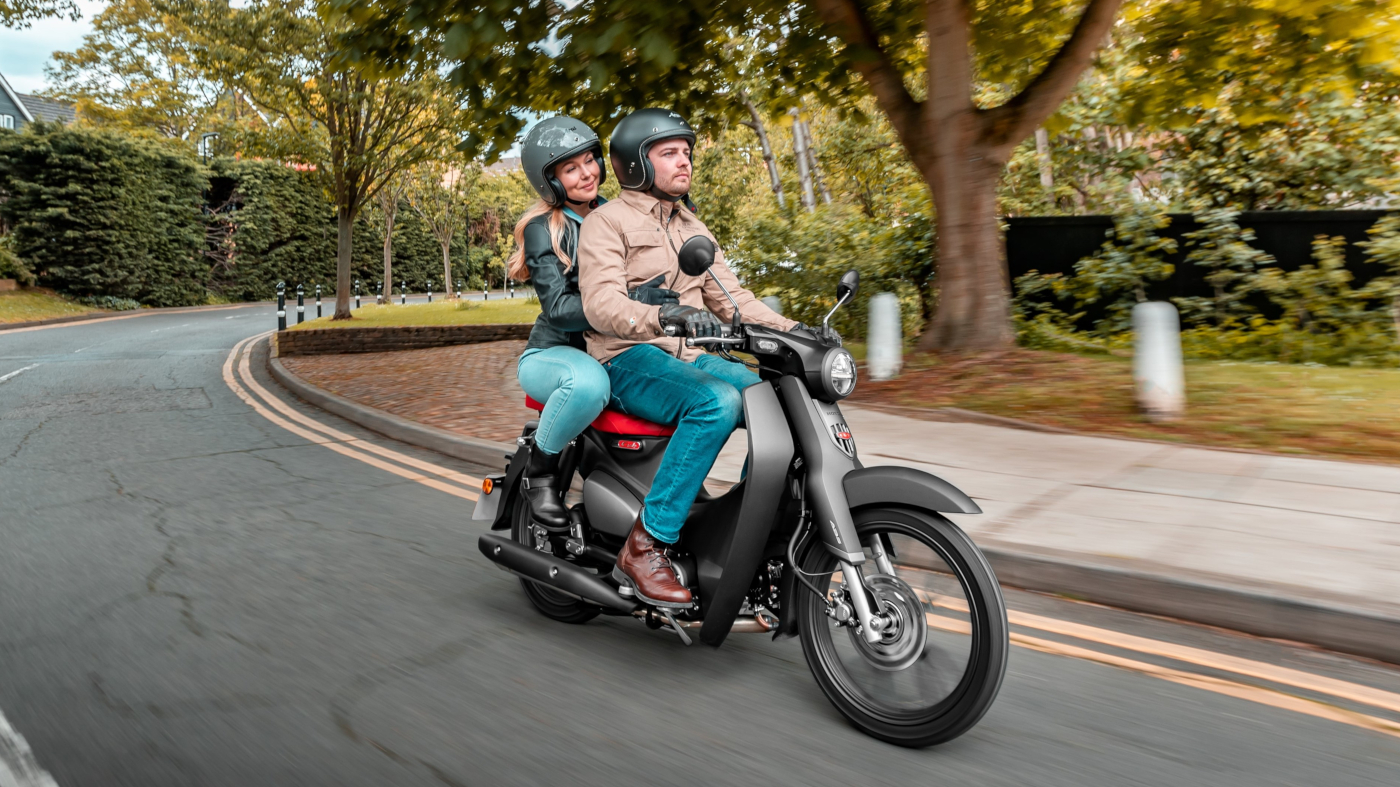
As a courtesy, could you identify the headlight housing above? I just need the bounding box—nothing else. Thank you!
[820,348,858,400]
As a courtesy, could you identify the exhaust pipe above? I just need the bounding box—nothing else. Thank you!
[479,533,639,614]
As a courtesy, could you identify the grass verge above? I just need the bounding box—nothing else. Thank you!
[851,349,1400,464]
[289,298,541,330]
[0,289,96,324]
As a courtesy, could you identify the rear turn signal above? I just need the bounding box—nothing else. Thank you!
[616,440,642,450]
[481,478,494,495]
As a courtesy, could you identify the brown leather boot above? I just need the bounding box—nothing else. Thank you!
[612,516,693,608]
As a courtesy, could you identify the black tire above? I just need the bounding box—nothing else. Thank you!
[796,506,1009,748]
[509,490,601,624]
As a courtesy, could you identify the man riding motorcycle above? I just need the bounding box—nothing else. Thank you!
[576,108,798,608]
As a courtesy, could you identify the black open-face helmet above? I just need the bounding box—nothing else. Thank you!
[608,108,696,193]
[520,116,606,207]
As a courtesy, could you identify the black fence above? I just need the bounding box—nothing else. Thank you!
[1005,210,1392,305]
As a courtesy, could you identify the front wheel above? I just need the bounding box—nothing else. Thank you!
[796,507,1009,747]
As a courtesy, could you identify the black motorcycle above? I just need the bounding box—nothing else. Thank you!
[474,238,1009,747]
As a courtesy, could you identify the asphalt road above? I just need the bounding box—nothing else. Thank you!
[2,305,1399,786]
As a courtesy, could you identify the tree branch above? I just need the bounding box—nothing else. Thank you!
[811,0,923,152]
[981,0,1123,154]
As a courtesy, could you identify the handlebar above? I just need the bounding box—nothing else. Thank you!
[685,335,746,348]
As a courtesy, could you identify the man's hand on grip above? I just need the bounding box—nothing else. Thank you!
[658,303,721,338]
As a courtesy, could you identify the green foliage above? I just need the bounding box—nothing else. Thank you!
[0,0,78,27]
[1066,207,1177,335]
[1174,209,1273,326]
[0,122,209,306]
[0,235,36,286]
[76,294,143,310]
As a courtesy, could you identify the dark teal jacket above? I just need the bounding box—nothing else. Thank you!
[523,210,593,351]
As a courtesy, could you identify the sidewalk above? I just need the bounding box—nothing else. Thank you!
[277,340,1400,663]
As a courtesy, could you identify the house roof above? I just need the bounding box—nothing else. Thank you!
[0,72,36,123]
[18,93,76,124]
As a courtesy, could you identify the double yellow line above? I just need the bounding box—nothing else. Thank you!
[222,333,481,501]
[225,332,1400,742]
[918,589,1400,740]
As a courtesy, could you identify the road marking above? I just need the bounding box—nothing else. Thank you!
[0,708,60,787]
[221,335,478,501]
[233,339,483,490]
[915,588,1400,716]
[0,364,37,384]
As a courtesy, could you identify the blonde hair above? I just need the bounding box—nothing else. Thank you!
[507,200,572,281]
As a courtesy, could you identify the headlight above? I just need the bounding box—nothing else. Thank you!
[821,348,857,400]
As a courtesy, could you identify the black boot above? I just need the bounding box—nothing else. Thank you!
[522,448,568,529]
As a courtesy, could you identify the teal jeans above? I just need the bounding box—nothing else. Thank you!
[602,344,761,543]
[516,346,611,455]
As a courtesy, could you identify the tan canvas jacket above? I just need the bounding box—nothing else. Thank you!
[576,189,797,363]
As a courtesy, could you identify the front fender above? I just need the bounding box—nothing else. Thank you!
[842,465,982,515]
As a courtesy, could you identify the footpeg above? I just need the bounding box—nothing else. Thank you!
[660,608,692,646]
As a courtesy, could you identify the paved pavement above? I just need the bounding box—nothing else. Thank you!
[3,306,1400,785]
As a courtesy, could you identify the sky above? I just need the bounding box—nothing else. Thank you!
[0,1,106,94]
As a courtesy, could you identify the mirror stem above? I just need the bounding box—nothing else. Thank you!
[706,269,744,329]
[822,291,852,335]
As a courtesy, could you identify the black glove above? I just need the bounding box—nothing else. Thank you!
[628,274,680,306]
[658,303,721,338]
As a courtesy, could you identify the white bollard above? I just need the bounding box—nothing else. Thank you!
[867,292,902,381]
[761,295,783,315]
[1132,301,1185,421]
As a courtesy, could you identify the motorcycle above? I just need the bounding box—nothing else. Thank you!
[474,237,1009,747]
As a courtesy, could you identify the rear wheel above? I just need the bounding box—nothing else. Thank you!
[796,507,1008,747]
[509,490,600,624]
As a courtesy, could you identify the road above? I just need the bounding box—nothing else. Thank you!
[2,304,1399,786]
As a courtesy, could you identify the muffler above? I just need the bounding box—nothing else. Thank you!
[479,533,639,614]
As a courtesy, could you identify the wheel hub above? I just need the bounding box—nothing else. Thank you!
[847,573,927,671]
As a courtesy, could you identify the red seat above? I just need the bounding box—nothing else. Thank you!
[524,396,675,437]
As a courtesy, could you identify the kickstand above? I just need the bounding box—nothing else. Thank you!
[660,608,692,646]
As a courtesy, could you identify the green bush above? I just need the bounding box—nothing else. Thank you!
[0,123,208,306]
[0,235,36,286]
[77,294,143,310]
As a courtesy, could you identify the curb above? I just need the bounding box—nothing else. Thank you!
[265,339,514,469]
[265,337,1400,665]
[981,544,1400,666]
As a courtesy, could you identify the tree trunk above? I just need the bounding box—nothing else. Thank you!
[441,241,454,301]
[740,94,785,209]
[790,108,816,212]
[918,156,1015,352]
[333,205,354,320]
[1035,127,1053,188]
[382,213,394,303]
[801,118,833,205]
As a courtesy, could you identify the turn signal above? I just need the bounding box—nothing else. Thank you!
[481,478,494,495]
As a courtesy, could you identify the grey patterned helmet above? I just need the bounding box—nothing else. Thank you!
[520,116,605,206]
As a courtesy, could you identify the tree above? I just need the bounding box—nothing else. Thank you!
[0,0,76,28]
[170,0,464,319]
[406,157,480,300]
[360,174,406,302]
[336,0,1400,351]
[47,0,222,140]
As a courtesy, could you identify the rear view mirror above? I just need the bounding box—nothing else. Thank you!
[677,235,717,277]
[837,270,860,301]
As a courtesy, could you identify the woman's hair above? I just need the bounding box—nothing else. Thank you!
[506,200,571,281]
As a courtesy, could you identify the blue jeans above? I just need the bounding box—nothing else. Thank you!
[517,346,611,455]
[603,344,761,543]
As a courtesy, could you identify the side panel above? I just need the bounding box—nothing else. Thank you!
[843,465,983,515]
[691,382,793,647]
[777,376,864,564]
[581,471,642,537]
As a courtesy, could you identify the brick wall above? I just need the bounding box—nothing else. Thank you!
[276,324,534,356]
[0,280,17,292]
